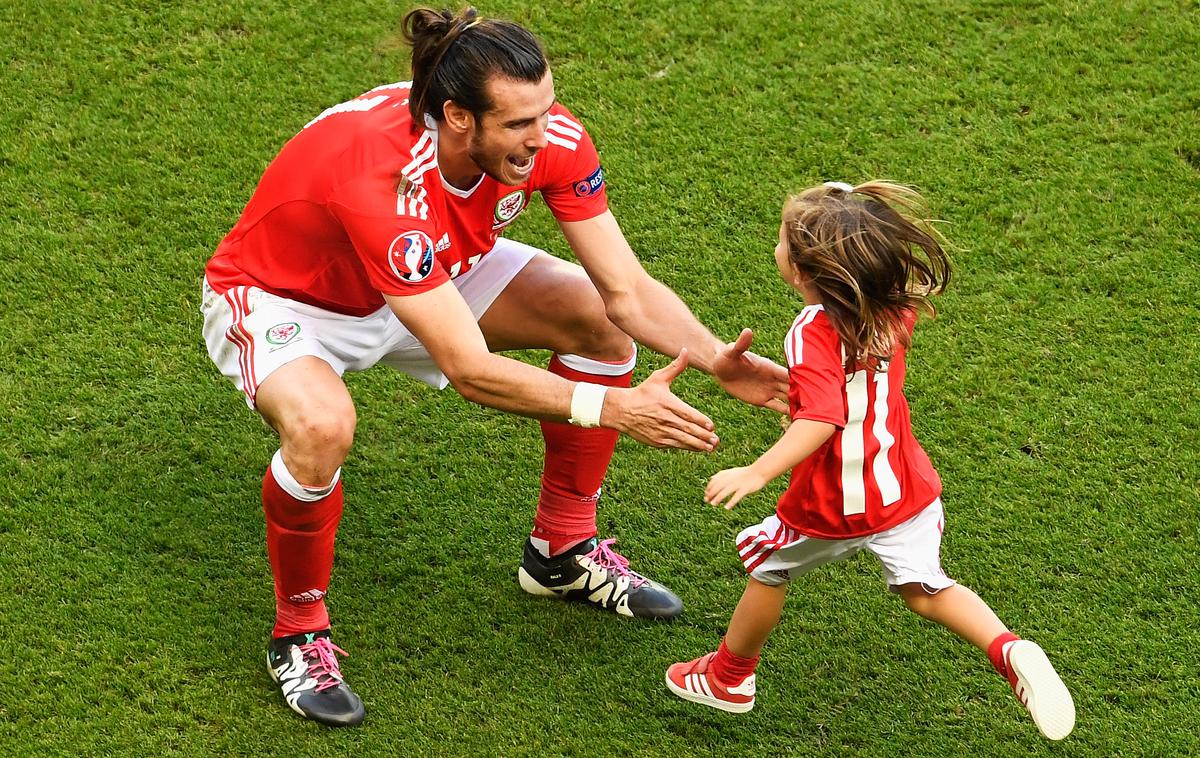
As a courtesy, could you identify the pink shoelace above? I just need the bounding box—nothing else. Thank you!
[583,539,649,588]
[299,637,349,693]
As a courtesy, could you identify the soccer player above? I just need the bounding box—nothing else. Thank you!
[201,6,787,726]
[665,181,1076,741]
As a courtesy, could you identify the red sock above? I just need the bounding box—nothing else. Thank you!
[711,638,759,686]
[262,462,343,638]
[987,631,1021,680]
[532,352,633,557]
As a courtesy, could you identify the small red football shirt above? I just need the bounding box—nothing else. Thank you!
[205,82,609,316]
[776,305,942,539]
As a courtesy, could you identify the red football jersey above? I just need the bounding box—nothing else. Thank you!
[205,81,609,316]
[775,305,942,539]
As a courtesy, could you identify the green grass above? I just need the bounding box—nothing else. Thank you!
[2,0,1199,754]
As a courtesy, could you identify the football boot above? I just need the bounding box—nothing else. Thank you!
[517,537,683,620]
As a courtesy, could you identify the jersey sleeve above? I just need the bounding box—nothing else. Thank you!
[784,312,847,428]
[535,105,610,223]
[327,155,450,297]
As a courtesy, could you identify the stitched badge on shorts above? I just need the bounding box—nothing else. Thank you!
[265,322,301,345]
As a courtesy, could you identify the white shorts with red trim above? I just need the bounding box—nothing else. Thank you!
[736,499,955,592]
[201,237,538,408]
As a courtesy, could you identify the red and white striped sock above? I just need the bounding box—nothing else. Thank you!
[531,350,635,558]
[262,450,343,638]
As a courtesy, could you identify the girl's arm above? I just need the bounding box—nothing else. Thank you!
[705,419,836,509]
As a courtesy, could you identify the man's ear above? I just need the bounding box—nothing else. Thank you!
[442,101,474,134]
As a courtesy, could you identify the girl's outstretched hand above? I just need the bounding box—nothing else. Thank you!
[705,466,768,510]
[712,328,789,414]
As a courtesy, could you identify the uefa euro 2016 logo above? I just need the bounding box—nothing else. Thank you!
[387,231,436,283]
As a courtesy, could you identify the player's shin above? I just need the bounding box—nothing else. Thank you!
[262,451,344,637]
[531,351,634,557]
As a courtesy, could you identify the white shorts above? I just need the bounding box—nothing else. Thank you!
[736,499,955,592]
[201,238,539,408]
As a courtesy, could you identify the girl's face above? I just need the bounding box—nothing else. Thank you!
[774,221,793,285]
[776,219,820,304]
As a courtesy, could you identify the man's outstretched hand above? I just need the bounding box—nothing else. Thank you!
[603,349,720,451]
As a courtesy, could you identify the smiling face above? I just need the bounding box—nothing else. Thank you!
[466,70,555,186]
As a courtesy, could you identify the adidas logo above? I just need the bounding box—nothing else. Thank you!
[288,588,326,603]
[434,232,451,252]
[577,556,632,615]
[541,557,631,610]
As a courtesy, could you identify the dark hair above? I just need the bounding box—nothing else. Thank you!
[402,6,547,123]
[782,181,952,373]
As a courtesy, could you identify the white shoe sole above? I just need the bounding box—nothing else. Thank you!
[1008,641,1075,740]
[665,671,755,713]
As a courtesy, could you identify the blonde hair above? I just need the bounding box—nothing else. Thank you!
[782,181,951,373]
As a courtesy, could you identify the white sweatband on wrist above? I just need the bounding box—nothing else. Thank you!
[569,382,608,428]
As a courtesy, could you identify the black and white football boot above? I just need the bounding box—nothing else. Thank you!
[517,537,683,620]
[266,630,365,727]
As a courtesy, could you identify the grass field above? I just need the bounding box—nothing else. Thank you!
[2,0,1199,755]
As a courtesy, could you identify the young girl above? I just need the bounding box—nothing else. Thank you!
[665,181,1075,741]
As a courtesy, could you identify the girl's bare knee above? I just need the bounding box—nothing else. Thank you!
[897,582,942,617]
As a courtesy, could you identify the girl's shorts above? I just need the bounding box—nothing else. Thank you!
[736,499,955,593]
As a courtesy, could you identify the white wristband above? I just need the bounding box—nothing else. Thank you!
[569,382,608,428]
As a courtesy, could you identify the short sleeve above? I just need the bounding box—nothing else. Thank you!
[535,106,609,223]
[329,176,450,297]
[784,310,847,428]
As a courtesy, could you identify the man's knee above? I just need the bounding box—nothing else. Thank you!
[571,322,632,361]
[255,358,356,483]
[277,402,357,483]
[291,406,355,451]
[554,289,631,359]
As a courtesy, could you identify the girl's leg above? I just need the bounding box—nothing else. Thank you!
[725,577,789,658]
[898,582,1075,740]
[878,503,1073,739]
[704,577,789,687]
[666,577,787,711]
[667,518,848,713]
[897,583,1007,651]
[899,582,1021,677]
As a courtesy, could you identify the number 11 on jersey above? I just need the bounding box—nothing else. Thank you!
[840,370,902,516]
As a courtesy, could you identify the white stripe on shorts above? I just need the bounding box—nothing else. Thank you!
[223,287,258,403]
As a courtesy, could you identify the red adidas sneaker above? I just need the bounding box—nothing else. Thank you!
[665,652,756,713]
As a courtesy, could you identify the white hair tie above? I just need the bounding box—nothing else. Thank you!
[823,181,855,193]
